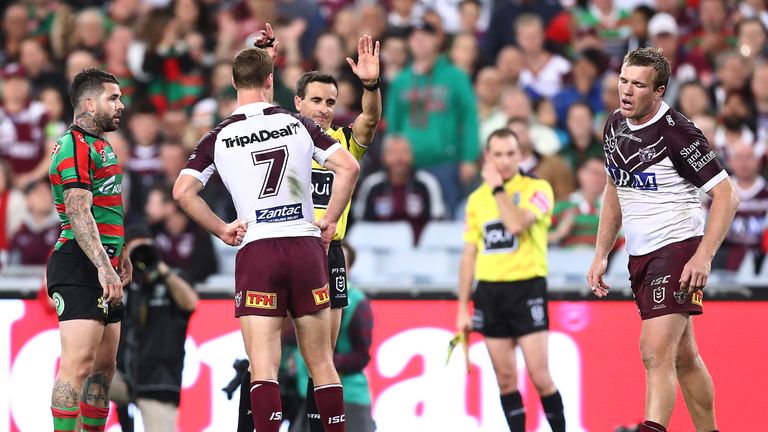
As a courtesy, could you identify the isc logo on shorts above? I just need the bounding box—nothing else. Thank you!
[312,285,330,305]
[245,291,277,309]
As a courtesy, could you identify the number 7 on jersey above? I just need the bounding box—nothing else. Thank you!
[252,146,288,198]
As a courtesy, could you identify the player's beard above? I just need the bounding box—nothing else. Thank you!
[94,111,119,132]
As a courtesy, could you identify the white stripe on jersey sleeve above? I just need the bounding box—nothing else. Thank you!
[179,165,216,186]
[313,142,343,167]
[701,169,728,193]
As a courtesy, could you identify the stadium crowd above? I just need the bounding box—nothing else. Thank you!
[1,0,767,276]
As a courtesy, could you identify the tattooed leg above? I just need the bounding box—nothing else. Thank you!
[81,372,111,408]
[52,379,80,408]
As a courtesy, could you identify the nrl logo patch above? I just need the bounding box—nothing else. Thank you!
[653,286,665,304]
[53,293,65,316]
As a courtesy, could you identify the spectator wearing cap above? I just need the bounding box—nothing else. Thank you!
[385,21,480,217]
[0,63,52,191]
[551,48,604,130]
[9,179,59,266]
[516,13,571,100]
[648,12,712,105]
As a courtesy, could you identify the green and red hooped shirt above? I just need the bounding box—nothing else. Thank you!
[49,125,124,266]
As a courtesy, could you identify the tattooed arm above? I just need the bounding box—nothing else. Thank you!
[64,188,122,304]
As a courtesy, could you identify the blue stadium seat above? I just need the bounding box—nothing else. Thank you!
[417,221,465,252]
[346,221,415,253]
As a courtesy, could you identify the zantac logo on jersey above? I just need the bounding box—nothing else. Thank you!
[482,221,518,253]
[223,122,301,148]
[255,203,303,223]
[245,291,277,309]
[606,165,658,191]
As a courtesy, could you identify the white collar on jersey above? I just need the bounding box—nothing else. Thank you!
[625,101,670,131]
[232,102,275,116]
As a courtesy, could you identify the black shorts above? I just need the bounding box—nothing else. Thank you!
[328,240,348,309]
[472,277,549,338]
[46,245,124,324]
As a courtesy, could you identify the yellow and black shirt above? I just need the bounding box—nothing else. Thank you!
[463,173,553,282]
[312,125,367,240]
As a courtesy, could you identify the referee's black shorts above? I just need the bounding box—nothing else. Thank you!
[328,240,348,309]
[472,277,549,338]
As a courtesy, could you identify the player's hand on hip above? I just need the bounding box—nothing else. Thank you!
[315,218,336,251]
[456,308,473,334]
[99,266,123,305]
[347,34,380,83]
[222,219,247,246]
[118,252,133,287]
[680,253,711,293]
[586,256,610,297]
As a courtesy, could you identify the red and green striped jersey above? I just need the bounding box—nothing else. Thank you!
[49,125,125,262]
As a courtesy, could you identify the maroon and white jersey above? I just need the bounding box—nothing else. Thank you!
[180,102,341,247]
[603,102,728,255]
[0,101,48,174]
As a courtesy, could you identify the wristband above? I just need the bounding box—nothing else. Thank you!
[362,78,381,91]
[492,185,505,195]
[254,36,276,49]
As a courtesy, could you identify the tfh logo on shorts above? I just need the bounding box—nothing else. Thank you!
[653,286,665,304]
[312,285,330,305]
[691,291,703,306]
[245,291,277,309]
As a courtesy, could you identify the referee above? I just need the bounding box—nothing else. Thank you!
[456,128,565,432]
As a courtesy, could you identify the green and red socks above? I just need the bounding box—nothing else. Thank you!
[51,406,78,432]
[79,402,108,432]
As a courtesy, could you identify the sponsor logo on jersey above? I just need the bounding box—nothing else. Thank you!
[638,145,656,162]
[255,203,303,223]
[98,176,122,195]
[482,221,518,253]
[223,122,301,148]
[312,285,330,305]
[680,141,716,172]
[311,169,334,208]
[245,291,277,309]
[606,165,658,190]
[53,293,65,316]
[619,132,643,143]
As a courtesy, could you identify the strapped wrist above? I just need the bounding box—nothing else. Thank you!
[362,78,381,91]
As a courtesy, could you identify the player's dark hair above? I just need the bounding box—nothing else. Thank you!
[69,68,119,109]
[623,47,671,92]
[296,71,339,99]
[232,48,273,90]
[485,128,520,150]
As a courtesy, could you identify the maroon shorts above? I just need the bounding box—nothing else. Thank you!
[234,236,330,318]
[628,237,704,320]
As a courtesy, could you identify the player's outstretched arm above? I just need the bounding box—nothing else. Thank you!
[680,177,739,293]
[173,174,246,247]
[348,34,381,146]
[64,188,122,304]
[587,176,621,297]
[456,242,478,334]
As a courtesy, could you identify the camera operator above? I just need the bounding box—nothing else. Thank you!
[112,225,198,431]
